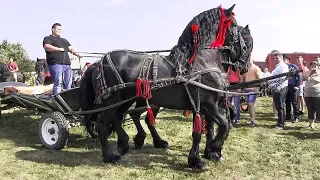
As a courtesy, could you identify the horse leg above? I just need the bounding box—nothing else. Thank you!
[188,112,206,169]
[114,113,130,156]
[203,117,214,159]
[203,105,230,163]
[98,111,121,164]
[144,106,169,148]
[129,109,147,149]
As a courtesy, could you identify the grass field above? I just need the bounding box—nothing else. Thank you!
[0,97,320,180]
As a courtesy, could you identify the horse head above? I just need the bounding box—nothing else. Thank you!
[169,4,247,75]
[223,24,253,75]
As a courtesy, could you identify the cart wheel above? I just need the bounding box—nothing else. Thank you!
[38,111,69,150]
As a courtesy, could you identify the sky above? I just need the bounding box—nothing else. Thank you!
[1,0,320,68]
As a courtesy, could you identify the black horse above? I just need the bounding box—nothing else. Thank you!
[35,58,52,85]
[80,5,253,169]
[127,24,251,157]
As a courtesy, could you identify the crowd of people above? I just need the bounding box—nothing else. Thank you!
[228,53,320,130]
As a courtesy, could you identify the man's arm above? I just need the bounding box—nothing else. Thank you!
[68,46,80,57]
[65,39,81,58]
[43,36,64,52]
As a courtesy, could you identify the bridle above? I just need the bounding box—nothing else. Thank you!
[219,25,249,71]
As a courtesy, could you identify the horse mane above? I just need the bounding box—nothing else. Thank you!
[168,6,234,69]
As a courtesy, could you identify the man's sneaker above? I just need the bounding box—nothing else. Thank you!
[292,118,299,123]
[247,119,251,124]
[234,119,240,124]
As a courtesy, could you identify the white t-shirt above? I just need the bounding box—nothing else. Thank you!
[269,61,289,91]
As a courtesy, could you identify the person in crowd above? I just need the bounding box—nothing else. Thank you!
[296,56,307,115]
[227,66,241,124]
[7,57,19,82]
[283,55,301,123]
[269,53,289,130]
[302,60,320,129]
[241,56,263,127]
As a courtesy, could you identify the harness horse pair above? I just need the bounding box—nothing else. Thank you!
[79,5,257,170]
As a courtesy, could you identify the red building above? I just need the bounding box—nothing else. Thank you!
[263,52,320,71]
[254,61,268,70]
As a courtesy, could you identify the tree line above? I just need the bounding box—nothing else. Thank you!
[0,39,35,72]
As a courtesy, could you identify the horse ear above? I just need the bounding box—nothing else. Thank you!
[244,24,249,30]
[226,4,236,16]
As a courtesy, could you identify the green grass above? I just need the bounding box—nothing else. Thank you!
[0,97,320,180]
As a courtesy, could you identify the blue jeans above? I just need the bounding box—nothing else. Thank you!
[48,64,72,95]
[228,89,240,120]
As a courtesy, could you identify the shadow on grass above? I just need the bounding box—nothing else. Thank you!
[15,142,204,173]
[278,131,320,140]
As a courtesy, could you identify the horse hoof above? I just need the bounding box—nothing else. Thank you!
[134,134,146,149]
[188,159,207,170]
[103,154,122,164]
[210,152,223,164]
[154,140,169,149]
[118,144,129,156]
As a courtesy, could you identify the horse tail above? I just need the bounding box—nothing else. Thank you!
[79,63,96,111]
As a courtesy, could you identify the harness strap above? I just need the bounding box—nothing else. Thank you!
[153,52,159,83]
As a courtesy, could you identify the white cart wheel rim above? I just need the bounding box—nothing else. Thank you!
[41,118,59,145]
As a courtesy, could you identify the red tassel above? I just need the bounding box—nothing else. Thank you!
[191,24,199,34]
[193,114,201,133]
[147,106,155,126]
[143,79,152,99]
[136,77,142,97]
[210,6,234,48]
[189,24,199,64]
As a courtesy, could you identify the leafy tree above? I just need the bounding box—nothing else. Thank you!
[0,39,35,72]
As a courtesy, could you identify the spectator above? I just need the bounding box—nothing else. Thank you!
[43,23,81,95]
[283,55,301,123]
[269,53,289,130]
[227,67,241,124]
[262,68,271,96]
[241,56,263,127]
[7,57,19,82]
[302,60,320,129]
[297,56,307,115]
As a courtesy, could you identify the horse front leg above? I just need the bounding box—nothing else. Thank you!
[203,105,230,163]
[203,117,214,159]
[98,111,121,164]
[188,112,206,169]
[144,106,168,148]
[129,109,147,149]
